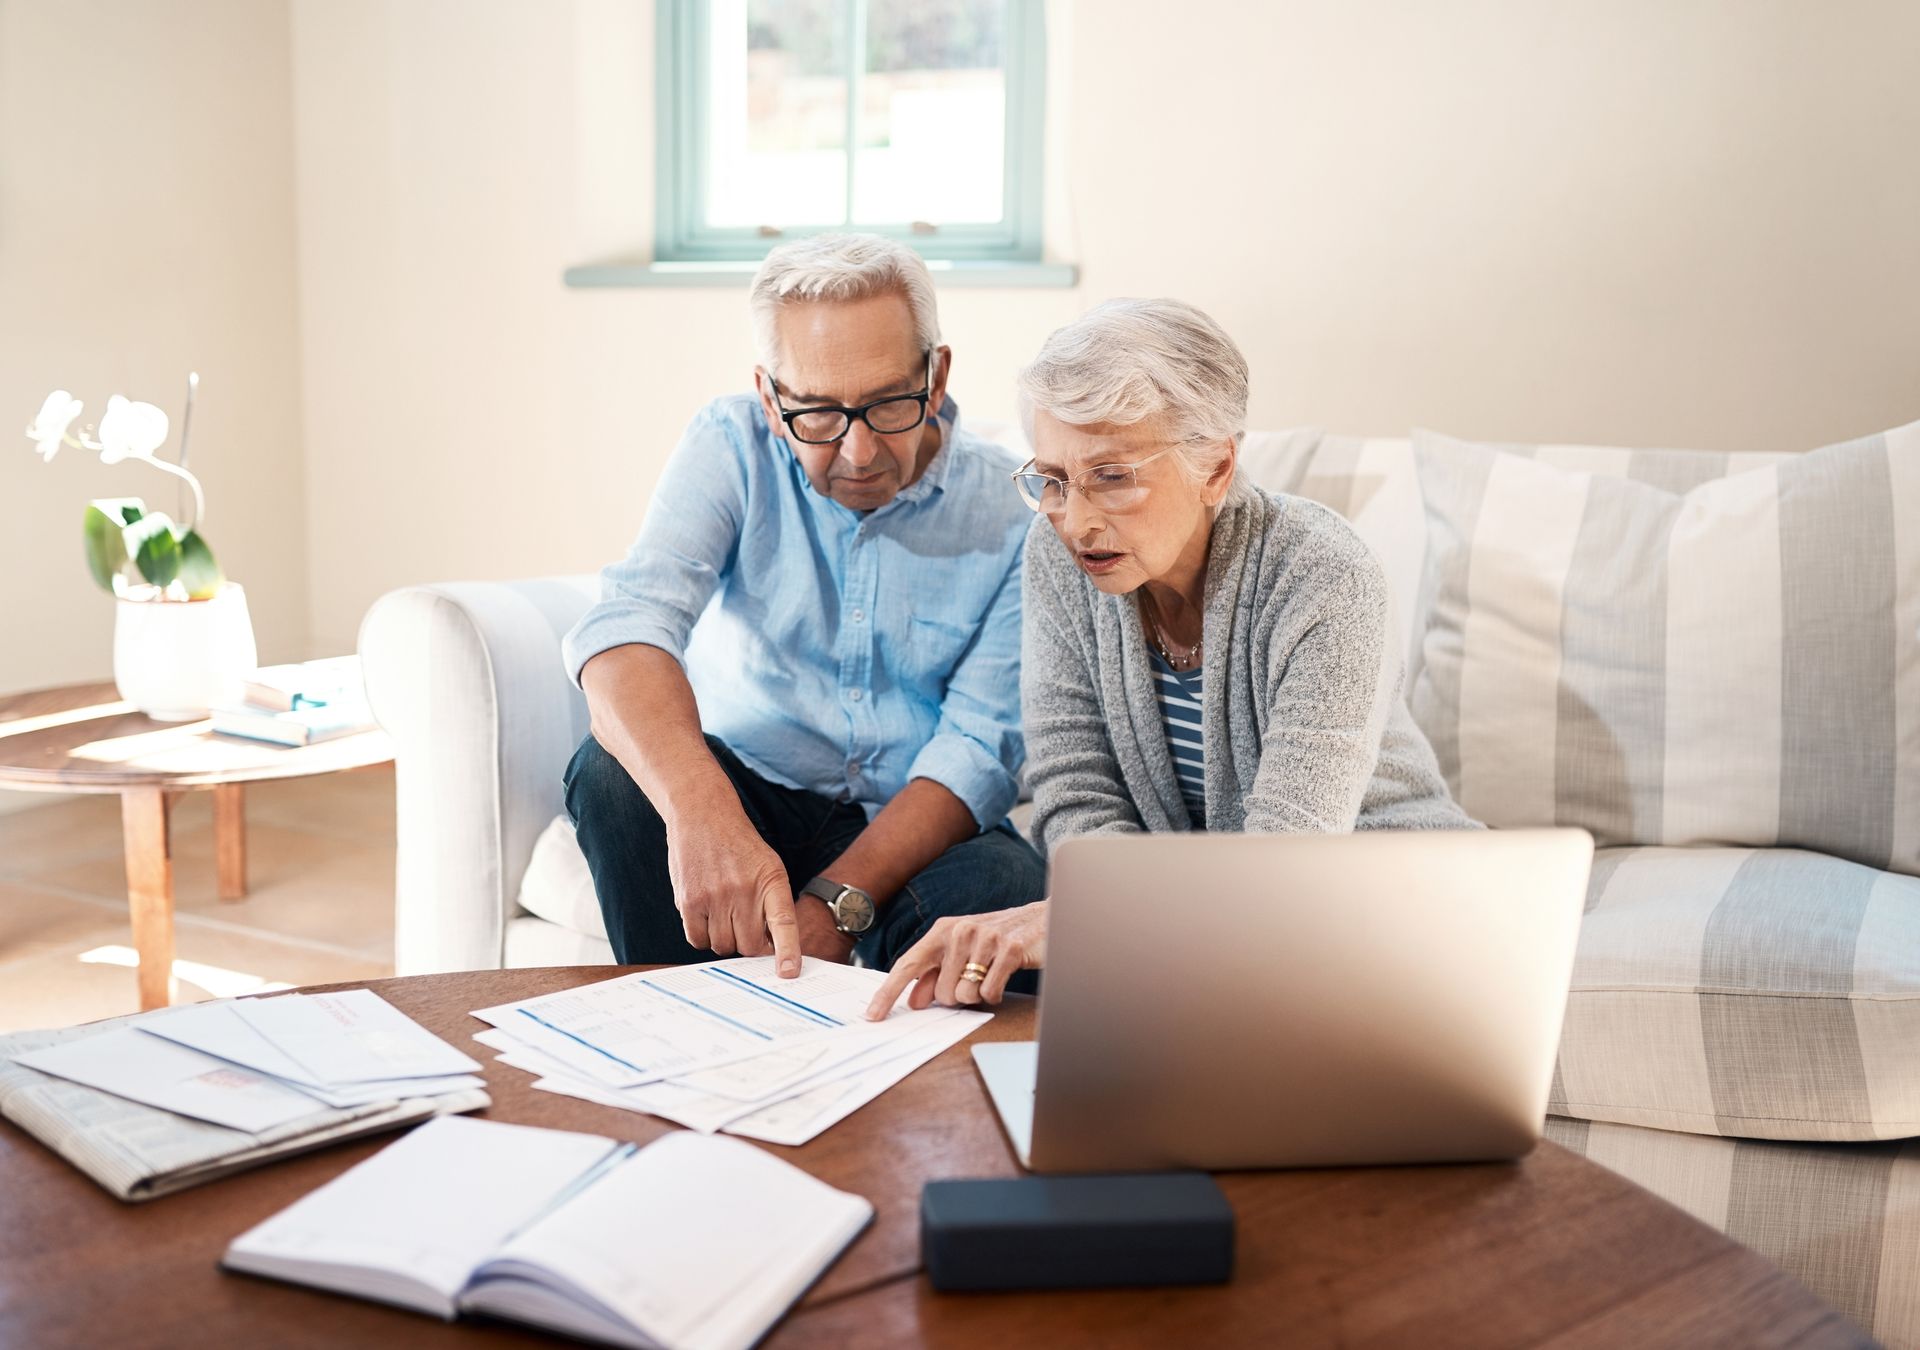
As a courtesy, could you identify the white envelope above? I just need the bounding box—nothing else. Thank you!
[232,990,481,1084]
[13,1027,330,1133]
[147,1001,483,1104]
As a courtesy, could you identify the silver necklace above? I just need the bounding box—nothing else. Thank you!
[1141,596,1202,670]
[1152,624,1201,669]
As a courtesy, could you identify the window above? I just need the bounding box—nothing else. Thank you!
[657,0,1046,264]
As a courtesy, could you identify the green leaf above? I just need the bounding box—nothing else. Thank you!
[174,528,224,600]
[82,499,140,594]
[128,514,181,589]
[119,503,143,525]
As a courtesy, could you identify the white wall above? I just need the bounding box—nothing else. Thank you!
[285,0,1920,655]
[0,0,311,699]
[7,1,1918,672]
[1068,0,1920,447]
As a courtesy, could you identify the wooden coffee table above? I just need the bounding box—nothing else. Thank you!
[0,968,1867,1348]
[0,681,392,1010]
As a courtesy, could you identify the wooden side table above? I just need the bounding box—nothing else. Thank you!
[0,682,393,1010]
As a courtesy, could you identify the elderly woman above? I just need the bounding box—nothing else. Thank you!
[865,298,1476,1019]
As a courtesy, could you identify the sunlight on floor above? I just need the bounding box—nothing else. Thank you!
[77,945,294,1000]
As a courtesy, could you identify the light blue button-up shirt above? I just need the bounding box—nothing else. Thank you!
[563,393,1030,829]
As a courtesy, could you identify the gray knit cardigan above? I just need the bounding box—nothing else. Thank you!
[1020,483,1478,853]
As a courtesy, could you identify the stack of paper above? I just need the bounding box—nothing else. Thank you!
[0,993,490,1201]
[470,957,987,1146]
[11,990,484,1134]
[212,655,376,746]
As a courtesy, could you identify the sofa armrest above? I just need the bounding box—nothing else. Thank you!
[359,576,598,974]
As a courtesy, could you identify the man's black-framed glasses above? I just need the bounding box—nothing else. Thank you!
[767,350,934,445]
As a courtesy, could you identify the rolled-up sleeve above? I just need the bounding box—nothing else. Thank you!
[905,553,1025,829]
[562,406,749,687]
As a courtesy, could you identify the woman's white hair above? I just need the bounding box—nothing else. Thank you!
[749,234,942,374]
[1016,298,1249,488]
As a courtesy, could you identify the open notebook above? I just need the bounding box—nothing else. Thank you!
[222,1115,872,1350]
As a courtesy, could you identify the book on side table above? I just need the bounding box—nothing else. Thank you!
[240,656,363,712]
[223,1115,873,1350]
[212,655,376,746]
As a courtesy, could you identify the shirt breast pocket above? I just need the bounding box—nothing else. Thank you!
[903,614,977,699]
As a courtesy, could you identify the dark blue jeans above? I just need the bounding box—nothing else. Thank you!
[564,733,1046,984]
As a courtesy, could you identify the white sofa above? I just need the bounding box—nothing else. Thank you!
[361,425,1918,1345]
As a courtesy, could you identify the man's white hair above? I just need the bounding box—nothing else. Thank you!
[1017,298,1249,487]
[750,233,942,374]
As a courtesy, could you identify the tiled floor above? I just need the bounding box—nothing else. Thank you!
[0,765,396,1032]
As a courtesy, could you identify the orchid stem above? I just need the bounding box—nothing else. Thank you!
[141,456,206,531]
[177,372,198,521]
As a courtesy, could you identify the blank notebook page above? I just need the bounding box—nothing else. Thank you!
[488,1131,873,1350]
[225,1115,617,1314]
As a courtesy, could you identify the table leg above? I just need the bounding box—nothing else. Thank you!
[214,782,247,901]
[121,787,175,1011]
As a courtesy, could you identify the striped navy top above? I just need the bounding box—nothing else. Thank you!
[1150,650,1206,826]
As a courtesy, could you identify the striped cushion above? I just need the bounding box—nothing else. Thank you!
[1410,421,1920,874]
[1233,431,1781,692]
[1239,431,1428,677]
[1545,1116,1920,1346]
[1554,846,1920,1142]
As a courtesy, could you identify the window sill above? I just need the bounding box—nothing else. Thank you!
[562,259,1079,289]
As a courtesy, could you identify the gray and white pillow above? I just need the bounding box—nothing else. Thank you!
[1410,420,1920,876]
[1238,431,1429,679]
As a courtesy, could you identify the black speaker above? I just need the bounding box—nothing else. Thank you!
[921,1172,1235,1292]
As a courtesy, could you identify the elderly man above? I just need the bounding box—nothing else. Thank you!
[562,233,1045,981]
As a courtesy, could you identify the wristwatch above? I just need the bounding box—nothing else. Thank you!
[801,876,877,936]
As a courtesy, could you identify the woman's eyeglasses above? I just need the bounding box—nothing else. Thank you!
[767,351,934,445]
[1011,445,1181,515]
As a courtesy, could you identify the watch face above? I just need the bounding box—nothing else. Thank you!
[835,888,877,933]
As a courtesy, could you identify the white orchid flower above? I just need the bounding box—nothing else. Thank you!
[96,395,169,464]
[27,390,83,462]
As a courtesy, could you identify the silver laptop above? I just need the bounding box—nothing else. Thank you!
[973,829,1592,1172]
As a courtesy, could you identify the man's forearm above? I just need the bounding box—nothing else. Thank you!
[815,777,979,907]
[584,647,979,914]
[578,644,740,828]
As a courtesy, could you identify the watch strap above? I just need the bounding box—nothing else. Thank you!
[800,876,845,906]
[802,875,876,935]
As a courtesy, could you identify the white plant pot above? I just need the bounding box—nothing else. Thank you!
[113,582,259,721]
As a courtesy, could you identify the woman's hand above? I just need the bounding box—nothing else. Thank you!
[864,901,1049,1019]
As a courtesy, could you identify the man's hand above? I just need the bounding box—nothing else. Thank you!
[581,646,802,974]
[864,900,1049,1019]
[664,810,802,976]
[794,897,857,964]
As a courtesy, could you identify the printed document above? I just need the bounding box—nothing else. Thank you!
[469,957,923,1088]
[520,1009,989,1145]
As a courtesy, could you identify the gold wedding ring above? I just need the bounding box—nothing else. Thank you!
[960,962,989,983]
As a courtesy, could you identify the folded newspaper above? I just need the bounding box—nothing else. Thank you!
[0,1012,489,1202]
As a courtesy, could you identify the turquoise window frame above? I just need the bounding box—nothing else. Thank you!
[656,0,1047,264]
